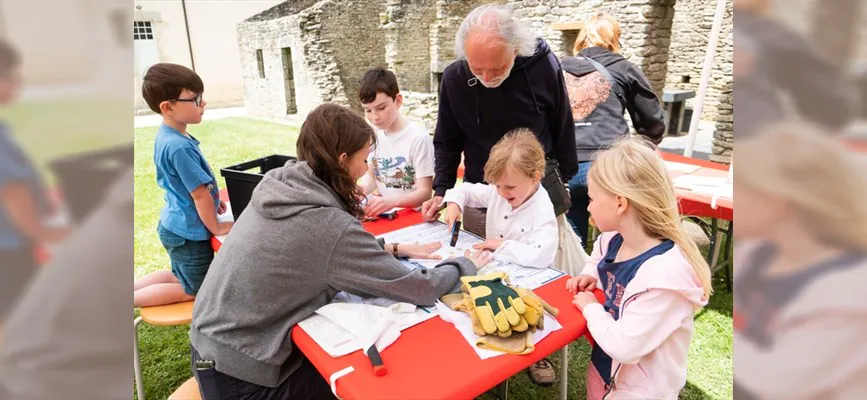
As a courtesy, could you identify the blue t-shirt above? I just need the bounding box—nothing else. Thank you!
[0,123,49,250]
[154,124,219,241]
[591,234,674,385]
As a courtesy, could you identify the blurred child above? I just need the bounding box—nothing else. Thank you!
[566,137,711,399]
[133,63,232,308]
[357,67,434,218]
[732,122,867,399]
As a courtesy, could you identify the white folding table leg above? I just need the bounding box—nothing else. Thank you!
[560,345,569,400]
[134,317,145,400]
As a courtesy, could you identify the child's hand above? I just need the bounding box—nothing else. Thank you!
[566,275,597,293]
[364,195,394,217]
[572,291,598,311]
[473,239,504,251]
[216,221,234,236]
[444,202,462,230]
[218,200,228,215]
[464,249,494,270]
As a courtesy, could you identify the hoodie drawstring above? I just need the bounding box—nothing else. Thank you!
[523,70,541,114]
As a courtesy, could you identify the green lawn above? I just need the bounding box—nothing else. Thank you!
[134,117,732,399]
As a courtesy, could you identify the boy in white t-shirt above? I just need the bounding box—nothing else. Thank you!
[357,67,435,217]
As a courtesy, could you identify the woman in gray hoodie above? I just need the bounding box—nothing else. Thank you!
[188,103,489,399]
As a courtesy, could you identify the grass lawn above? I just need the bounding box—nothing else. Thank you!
[134,117,732,399]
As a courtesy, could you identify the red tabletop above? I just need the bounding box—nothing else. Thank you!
[290,209,593,400]
[660,152,733,221]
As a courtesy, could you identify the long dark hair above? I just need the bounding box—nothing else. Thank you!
[296,103,375,219]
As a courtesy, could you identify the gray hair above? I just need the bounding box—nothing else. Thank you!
[454,4,537,60]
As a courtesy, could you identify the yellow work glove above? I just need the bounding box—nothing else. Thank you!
[460,272,528,335]
[441,293,487,337]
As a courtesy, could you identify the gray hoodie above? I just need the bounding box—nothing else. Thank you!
[189,160,476,388]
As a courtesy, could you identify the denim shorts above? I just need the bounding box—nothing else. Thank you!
[157,223,214,295]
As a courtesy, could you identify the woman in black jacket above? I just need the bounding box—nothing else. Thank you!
[561,13,666,242]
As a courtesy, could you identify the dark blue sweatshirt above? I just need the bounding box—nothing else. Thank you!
[432,39,577,197]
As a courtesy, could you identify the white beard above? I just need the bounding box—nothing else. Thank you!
[477,59,515,88]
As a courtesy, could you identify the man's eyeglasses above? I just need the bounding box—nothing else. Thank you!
[172,93,203,107]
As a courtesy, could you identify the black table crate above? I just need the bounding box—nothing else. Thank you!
[220,155,295,220]
[49,144,134,224]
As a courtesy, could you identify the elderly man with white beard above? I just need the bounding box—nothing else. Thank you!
[420,3,575,386]
[421,3,577,242]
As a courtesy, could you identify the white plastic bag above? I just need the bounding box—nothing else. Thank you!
[553,214,589,276]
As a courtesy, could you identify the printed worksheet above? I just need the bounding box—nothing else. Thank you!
[377,222,565,289]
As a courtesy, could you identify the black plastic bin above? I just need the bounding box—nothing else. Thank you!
[220,155,295,221]
[49,144,134,224]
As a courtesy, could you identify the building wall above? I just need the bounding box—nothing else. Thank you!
[133,0,283,113]
[237,15,318,120]
[1,0,92,85]
[666,0,733,121]
[508,0,676,97]
[238,0,386,119]
[317,0,386,111]
[382,0,437,93]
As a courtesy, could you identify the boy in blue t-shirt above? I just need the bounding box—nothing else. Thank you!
[0,39,71,320]
[134,63,233,308]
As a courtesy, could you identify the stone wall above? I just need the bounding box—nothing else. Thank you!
[508,0,675,97]
[318,0,387,111]
[382,0,437,93]
[237,15,323,120]
[666,0,732,121]
[237,0,385,119]
[400,91,439,133]
[430,0,489,75]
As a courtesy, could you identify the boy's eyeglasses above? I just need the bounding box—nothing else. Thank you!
[172,93,203,107]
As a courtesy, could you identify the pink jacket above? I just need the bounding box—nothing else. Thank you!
[734,242,867,399]
[579,232,708,399]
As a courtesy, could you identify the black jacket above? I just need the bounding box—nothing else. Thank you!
[562,47,665,161]
[432,39,577,197]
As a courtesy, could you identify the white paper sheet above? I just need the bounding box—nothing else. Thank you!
[298,301,438,358]
[434,301,562,360]
[673,175,729,188]
[664,161,701,174]
[377,222,566,289]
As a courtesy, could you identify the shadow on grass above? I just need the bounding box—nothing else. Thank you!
[681,380,717,399]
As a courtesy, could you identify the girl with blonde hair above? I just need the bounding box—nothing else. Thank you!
[733,122,867,399]
[566,137,710,399]
[560,12,665,243]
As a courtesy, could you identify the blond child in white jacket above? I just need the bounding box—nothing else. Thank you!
[442,128,558,269]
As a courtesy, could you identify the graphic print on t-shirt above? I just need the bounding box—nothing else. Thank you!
[564,70,612,121]
[371,156,416,190]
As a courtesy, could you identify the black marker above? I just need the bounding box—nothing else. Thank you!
[366,344,388,376]
[449,220,461,247]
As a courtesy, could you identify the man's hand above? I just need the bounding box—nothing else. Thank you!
[572,291,599,311]
[218,200,227,215]
[364,195,394,217]
[421,196,445,221]
[473,239,503,252]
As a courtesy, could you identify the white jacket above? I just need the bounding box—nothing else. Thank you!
[442,182,557,268]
